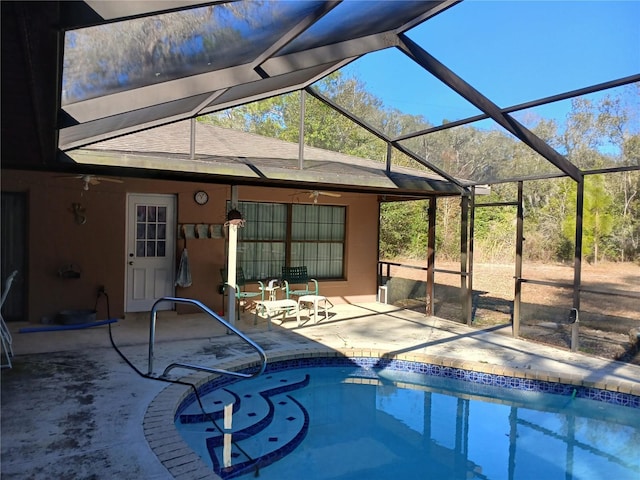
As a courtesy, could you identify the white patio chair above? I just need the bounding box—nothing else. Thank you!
[1,270,18,369]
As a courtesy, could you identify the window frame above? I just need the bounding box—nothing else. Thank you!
[230,200,346,281]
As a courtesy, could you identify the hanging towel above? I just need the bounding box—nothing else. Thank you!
[175,248,192,287]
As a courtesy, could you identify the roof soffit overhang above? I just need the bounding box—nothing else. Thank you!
[63,119,464,196]
[66,148,463,196]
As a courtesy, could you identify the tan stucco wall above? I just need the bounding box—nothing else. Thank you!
[1,170,379,324]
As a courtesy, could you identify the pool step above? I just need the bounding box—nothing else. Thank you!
[178,373,311,479]
[210,392,310,479]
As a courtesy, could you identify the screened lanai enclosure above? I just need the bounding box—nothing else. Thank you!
[2,1,639,357]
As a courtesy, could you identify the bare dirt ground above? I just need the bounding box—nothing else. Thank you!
[386,260,640,366]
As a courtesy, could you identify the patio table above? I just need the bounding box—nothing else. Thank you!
[296,295,332,325]
[254,299,298,330]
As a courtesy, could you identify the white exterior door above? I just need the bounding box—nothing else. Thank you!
[126,194,176,312]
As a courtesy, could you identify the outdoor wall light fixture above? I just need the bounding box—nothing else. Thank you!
[225,208,245,227]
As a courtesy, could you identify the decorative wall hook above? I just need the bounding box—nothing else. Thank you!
[71,203,87,225]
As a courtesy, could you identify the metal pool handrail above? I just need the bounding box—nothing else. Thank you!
[148,296,267,379]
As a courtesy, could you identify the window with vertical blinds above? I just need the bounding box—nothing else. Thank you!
[291,204,345,279]
[235,202,287,280]
[232,201,345,280]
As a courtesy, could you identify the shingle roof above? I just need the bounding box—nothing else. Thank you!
[69,121,462,195]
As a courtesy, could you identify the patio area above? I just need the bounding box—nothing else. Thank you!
[2,302,639,479]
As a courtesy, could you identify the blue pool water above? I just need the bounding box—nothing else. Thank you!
[176,358,640,480]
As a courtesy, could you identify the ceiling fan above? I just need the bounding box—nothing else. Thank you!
[57,174,124,191]
[305,190,342,203]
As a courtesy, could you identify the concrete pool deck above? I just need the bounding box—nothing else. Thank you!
[2,302,639,479]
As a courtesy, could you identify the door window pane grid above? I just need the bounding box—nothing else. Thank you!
[136,205,167,258]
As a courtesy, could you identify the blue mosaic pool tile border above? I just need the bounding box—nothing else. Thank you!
[176,355,639,417]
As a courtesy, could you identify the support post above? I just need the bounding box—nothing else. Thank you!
[468,187,475,325]
[571,177,584,351]
[298,90,306,170]
[226,186,239,327]
[460,194,470,324]
[426,197,436,316]
[513,181,524,338]
[226,225,238,327]
[189,118,196,159]
[386,142,392,172]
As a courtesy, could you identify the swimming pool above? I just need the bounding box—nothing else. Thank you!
[175,357,640,480]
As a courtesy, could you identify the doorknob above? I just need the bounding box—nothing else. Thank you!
[129,261,134,265]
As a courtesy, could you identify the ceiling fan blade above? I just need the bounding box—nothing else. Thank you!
[55,174,123,191]
[94,177,124,184]
[305,190,341,197]
[55,174,84,180]
[304,190,342,204]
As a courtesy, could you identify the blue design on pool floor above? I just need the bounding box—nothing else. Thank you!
[179,374,311,479]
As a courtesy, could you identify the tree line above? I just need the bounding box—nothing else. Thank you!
[203,72,640,264]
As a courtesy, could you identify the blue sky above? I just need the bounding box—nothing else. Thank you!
[343,1,640,127]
